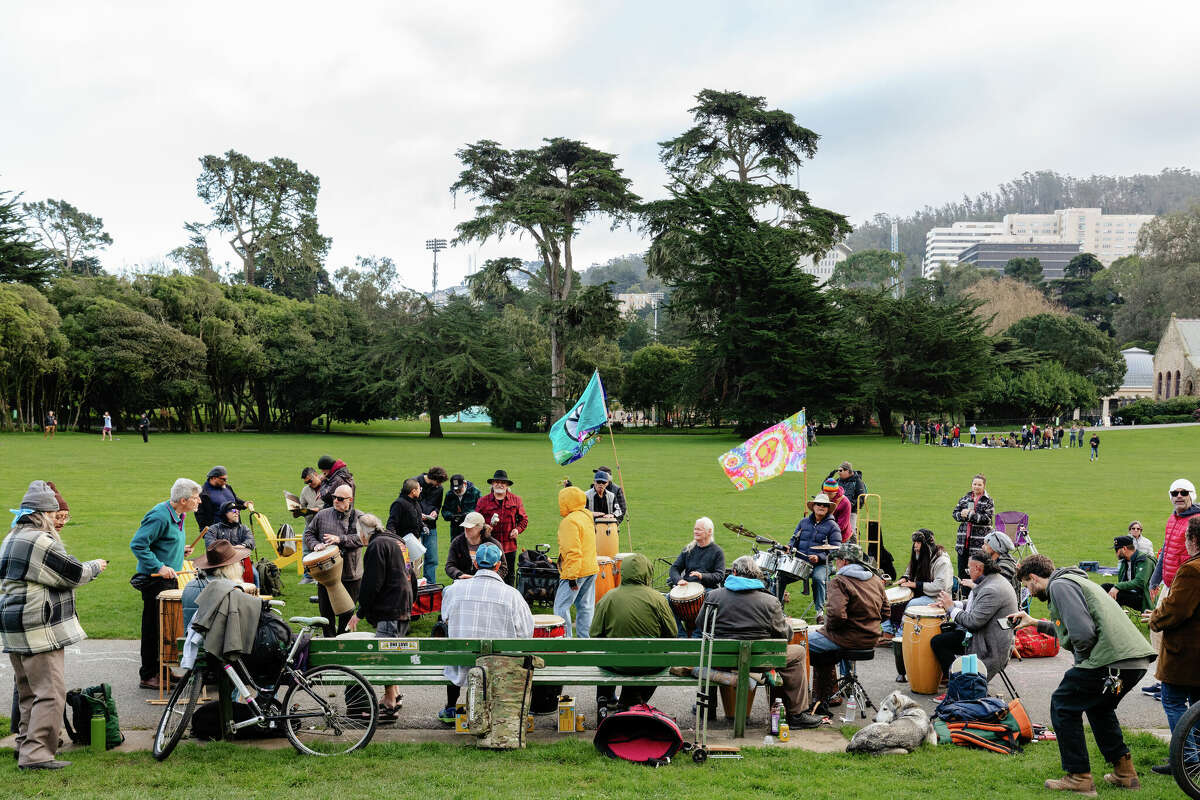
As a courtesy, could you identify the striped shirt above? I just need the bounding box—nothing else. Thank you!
[441,569,533,685]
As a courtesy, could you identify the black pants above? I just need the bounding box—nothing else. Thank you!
[139,425,148,443]
[957,549,971,580]
[503,551,517,586]
[596,685,656,709]
[316,578,361,637]
[930,627,967,677]
[138,575,179,680]
[1099,584,1144,612]
[1051,666,1144,774]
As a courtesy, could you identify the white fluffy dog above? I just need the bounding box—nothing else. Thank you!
[845,691,938,755]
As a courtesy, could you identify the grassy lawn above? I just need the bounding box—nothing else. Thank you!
[1,424,1194,638]
[0,732,1181,799]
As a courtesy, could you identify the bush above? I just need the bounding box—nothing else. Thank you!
[1147,414,1194,425]
[1120,397,1200,424]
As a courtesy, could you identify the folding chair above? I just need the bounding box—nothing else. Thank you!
[995,511,1037,561]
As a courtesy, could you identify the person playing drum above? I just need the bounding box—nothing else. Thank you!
[929,549,1017,684]
[783,493,841,610]
[303,486,364,636]
[585,470,624,523]
[444,511,507,581]
[883,529,954,636]
[668,517,725,635]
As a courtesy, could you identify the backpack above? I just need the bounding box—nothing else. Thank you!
[934,696,1010,724]
[191,698,278,740]
[63,683,125,749]
[256,558,284,597]
[1014,625,1060,658]
[517,546,559,604]
[933,713,1023,754]
[275,523,297,557]
[593,704,684,765]
[241,603,294,684]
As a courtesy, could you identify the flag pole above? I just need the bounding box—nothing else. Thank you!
[803,408,808,500]
[605,418,632,551]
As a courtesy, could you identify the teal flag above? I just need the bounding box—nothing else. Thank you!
[549,371,609,465]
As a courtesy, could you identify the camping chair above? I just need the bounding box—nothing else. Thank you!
[249,510,304,576]
[995,511,1037,561]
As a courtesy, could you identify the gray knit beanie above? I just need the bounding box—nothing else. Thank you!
[21,480,61,512]
[984,531,1015,555]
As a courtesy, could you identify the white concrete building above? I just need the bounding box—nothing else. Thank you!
[922,208,1154,277]
[923,221,1006,277]
[797,242,852,286]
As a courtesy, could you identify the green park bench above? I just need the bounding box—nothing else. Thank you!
[307,636,789,738]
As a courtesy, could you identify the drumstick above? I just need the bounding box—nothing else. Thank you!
[188,527,208,552]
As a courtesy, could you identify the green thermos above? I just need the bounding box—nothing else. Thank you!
[90,711,105,753]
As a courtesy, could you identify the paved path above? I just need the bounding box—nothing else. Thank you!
[1,638,1171,750]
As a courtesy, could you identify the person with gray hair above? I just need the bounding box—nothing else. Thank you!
[979,530,1019,595]
[668,517,725,588]
[130,478,200,689]
[1,481,107,770]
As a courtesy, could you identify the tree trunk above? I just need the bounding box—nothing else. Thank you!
[253,381,271,432]
[549,322,565,419]
[428,402,444,438]
[877,404,897,437]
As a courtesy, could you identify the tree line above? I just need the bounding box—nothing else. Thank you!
[3,90,1193,436]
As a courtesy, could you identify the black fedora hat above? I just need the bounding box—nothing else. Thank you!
[486,469,514,486]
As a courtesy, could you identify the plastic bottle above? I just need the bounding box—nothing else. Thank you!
[223,663,257,703]
[90,712,106,753]
[778,721,789,742]
[769,699,781,735]
[843,695,857,723]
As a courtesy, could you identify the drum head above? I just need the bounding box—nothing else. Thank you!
[886,587,913,604]
[596,556,614,564]
[788,617,808,631]
[303,546,340,566]
[158,589,184,600]
[669,582,704,601]
[904,605,947,619]
[532,614,566,626]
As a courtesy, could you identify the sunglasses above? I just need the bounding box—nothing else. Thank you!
[333,495,353,502]
[1130,527,1142,531]
[1171,490,1191,497]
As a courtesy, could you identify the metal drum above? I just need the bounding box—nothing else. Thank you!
[754,550,779,573]
[776,554,813,581]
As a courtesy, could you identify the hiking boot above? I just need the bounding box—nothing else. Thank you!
[19,760,71,770]
[437,706,456,725]
[1103,754,1140,789]
[1150,763,1172,775]
[1044,773,1097,796]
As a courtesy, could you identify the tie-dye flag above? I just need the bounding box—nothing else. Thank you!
[718,410,807,491]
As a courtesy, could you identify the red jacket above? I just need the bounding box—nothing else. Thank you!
[1159,505,1200,588]
[475,491,529,554]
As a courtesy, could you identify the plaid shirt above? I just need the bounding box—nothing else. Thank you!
[0,523,103,654]
[441,569,533,685]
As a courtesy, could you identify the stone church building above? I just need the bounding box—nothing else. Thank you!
[1153,315,1200,400]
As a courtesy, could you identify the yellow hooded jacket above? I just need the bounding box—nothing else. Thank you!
[557,486,598,580]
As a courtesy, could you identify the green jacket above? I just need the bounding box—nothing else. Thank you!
[1114,551,1155,610]
[129,500,186,575]
[1046,568,1155,669]
[590,553,676,640]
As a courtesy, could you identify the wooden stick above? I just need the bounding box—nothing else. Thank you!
[605,419,632,552]
[188,526,208,553]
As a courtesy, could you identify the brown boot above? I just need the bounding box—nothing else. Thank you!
[1044,773,1098,796]
[1103,753,1140,789]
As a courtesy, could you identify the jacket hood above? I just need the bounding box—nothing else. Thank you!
[558,485,587,516]
[725,575,766,592]
[837,563,874,581]
[618,553,653,586]
[1175,503,1200,518]
[1050,566,1088,582]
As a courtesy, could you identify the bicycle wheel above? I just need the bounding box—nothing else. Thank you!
[153,669,203,761]
[1170,699,1200,799]
[282,665,377,756]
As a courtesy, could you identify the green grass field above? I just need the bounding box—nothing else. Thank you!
[1,424,1194,638]
[0,732,1181,799]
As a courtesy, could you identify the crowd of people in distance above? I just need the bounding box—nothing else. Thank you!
[2,452,1198,796]
[898,418,1101,456]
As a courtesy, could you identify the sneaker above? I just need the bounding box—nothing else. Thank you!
[299,574,316,585]
[19,760,71,770]
[1150,763,1172,775]
[1141,682,1161,698]
[934,693,946,702]
[437,706,456,725]
[139,677,160,690]
[787,712,823,729]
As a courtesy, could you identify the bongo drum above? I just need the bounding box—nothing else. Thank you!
[754,550,779,574]
[595,556,616,602]
[613,552,635,587]
[304,546,353,614]
[902,605,949,694]
[532,614,567,639]
[776,554,812,581]
[668,582,705,633]
[594,519,619,558]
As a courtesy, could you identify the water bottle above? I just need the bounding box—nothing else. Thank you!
[843,695,857,723]
[769,699,781,735]
[90,711,106,753]
[223,663,257,703]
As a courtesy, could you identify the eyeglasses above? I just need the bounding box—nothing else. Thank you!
[1171,490,1191,497]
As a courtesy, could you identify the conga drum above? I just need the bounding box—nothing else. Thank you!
[902,605,949,694]
[594,556,616,602]
[304,546,353,614]
[530,614,566,714]
[594,519,619,558]
[668,582,705,633]
[613,552,635,587]
[787,617,808,648]
[158,589,184,689]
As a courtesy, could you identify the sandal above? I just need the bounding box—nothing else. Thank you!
[378,704,399,723]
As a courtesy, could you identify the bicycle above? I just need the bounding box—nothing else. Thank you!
[1170,698,1200,799]
[153,613,378,760]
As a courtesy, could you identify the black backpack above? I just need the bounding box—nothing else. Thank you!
[63,683,125,749]
[241,604,294,685]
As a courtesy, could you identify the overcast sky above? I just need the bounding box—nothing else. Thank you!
[3,0,1198,291]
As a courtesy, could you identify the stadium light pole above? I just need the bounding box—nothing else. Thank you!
[425,238,447,295]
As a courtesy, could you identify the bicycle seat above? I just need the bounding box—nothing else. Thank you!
[290,616,329,627]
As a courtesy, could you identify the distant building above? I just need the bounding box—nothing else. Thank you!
[923,221,1006,277]
[797,242,852,286]
[957,240,1082,280]
[616,293,658,313]
[1153,315,1200,401]
[1100,347,1154,425]
[921,208,1154,277]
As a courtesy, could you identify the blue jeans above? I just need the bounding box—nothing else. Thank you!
[882,594,936,634]
[808,629,848,676]
[376,619,409,637]
[553,574,596,638]
[421,527,438,584]
[1161,682,1200,733]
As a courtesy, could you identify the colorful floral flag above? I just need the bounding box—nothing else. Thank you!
[718,409,807,490]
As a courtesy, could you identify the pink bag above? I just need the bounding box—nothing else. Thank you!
[593,704,683,765]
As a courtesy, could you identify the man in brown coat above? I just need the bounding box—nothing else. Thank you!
[807,542,889,706]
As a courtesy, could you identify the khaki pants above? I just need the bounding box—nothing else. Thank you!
[10,649,66,766]
[771,644,811,714]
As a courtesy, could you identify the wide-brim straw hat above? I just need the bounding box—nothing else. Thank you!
[806,493,834,511]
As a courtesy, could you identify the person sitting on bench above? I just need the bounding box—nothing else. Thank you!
[1102,535,1154,612]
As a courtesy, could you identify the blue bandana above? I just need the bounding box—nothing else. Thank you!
[9,508,35,527]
